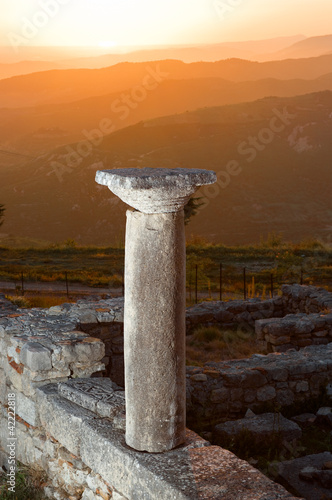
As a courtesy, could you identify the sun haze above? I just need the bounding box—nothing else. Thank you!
[1,0,332,49]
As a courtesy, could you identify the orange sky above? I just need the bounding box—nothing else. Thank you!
[1,0,332,49]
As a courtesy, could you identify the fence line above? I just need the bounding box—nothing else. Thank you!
[0,260,328,303]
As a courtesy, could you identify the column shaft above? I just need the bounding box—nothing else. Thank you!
[124,209,186,452]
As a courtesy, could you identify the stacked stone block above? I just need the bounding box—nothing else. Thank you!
[186,343,332,426]
[256,312,332,352]
[256,285,332,352]
[282,284,332,314]
[186,296,284,333]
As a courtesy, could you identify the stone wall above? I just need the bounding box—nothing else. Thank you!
[186,296,283,332]
[186,344,332,427]
[0,296,298,500]
[256,285,332,352]
[256,312,332,352]
[1,286,331,499]
[281,284,332,314]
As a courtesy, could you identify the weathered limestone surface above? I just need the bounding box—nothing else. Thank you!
[0,284,330,498]
[0,293,313,499]
[36,381,298,500]
[58,378,126,422]
[124,210,186,452]
[1,291,332,428]
[96,167,216,453]
[0,295,124,386]
[95,167,216,213]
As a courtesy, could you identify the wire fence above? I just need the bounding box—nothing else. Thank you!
[1,260,327,305]
[186,263,309,305]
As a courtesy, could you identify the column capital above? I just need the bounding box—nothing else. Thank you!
[95,167,216,213]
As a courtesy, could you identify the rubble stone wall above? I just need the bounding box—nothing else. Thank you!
[1,286,331,498]
[186,344,332,427]
[0,296,122,499]
[256,285,332,352]
[0,294,297,499]
[186,296,283,332]
[281,284,332,314]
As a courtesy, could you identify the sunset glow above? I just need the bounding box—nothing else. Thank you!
[0,0,332,248]
[1,0,331,49]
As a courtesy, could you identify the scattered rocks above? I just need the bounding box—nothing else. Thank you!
[291,413,316,428]
[316,407,332,427]
[272,452,332,500]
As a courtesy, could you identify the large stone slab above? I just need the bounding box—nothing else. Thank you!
[214,412,302,447]
[81,418,297,500]
[36,384,97,456]
[16,391,40,427]
[95,167,216,213]
[20,342,52,371]
[36,382,298,499]
[58,378,125,420]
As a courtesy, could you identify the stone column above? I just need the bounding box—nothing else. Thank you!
[95,168,216,452]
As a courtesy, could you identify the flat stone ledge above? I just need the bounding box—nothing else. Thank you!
[58,378,125,420]
[82,419,299,500]
[37,382,299,500]
[95,168,216,213]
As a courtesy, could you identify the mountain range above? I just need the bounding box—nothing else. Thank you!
[0,38,331,246]
[0,53,331,157]
[0,34,331,80]
[1,91,331,245]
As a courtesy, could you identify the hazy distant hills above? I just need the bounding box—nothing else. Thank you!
[0,52,331,159]
[1,54,331,110]
[1,91,331,246]
[1,34,331,80]
[62,34,332,65]
[1,72,331,155]
[1,40,331,245]
[0,60,66,81]
[272,34,332,60]
[61,35,306,68]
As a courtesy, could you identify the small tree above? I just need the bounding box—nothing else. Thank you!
[0,204,5,227]
[184,197,204,225]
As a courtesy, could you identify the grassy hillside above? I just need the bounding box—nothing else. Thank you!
[1,91,331,245]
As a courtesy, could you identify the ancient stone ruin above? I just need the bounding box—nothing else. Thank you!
[1,284,332,498]
[96,167,216,452]
[0,167,331,499]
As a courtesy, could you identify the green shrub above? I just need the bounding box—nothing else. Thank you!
[192,326,223,343]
